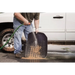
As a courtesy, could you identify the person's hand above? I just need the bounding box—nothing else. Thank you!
[23,19,30,25]
[35,28,39,34]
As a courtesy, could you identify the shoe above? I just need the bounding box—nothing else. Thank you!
[15,52,22,58]
[20,50,24,53]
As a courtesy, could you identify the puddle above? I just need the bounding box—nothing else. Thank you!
[20,56,75,66]
[0,53,75,66]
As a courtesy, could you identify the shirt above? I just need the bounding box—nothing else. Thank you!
[15,13,40,24]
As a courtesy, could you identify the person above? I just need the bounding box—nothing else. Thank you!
[13,13,40,58]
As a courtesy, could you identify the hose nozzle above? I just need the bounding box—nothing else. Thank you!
[28,23,30,25]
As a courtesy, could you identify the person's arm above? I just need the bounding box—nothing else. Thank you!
[14,13,30,25]
[34,19,39,33]
[34,13,40,33]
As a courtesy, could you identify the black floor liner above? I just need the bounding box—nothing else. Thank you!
[25,32,47,58]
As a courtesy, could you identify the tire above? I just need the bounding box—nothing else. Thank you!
[0,28,14,51]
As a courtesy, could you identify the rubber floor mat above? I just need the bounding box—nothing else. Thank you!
[25,32,47,58]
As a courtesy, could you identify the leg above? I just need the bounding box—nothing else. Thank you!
[24,23,33,41]
[13,17,24,54]
[24,24,33,57]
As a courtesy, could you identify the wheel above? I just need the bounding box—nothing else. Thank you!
[0,28,14,51]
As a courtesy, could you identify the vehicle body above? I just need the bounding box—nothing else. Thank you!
[0,12,75,51]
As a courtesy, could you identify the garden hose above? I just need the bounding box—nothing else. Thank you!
[0,24,24,50]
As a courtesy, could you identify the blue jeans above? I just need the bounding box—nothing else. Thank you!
[13,17,33,54]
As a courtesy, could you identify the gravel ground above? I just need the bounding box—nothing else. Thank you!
[0,51,75,66]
